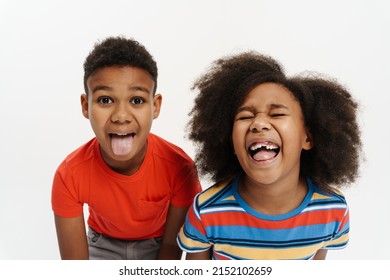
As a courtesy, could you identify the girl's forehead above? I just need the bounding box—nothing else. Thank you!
[242,83,297,104]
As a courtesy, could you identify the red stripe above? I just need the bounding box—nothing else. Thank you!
[201,209,347,229]
[213,251,231,260]
[337,211,349,231]
[187,205,207,234]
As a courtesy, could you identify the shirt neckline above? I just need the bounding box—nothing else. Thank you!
[93,134,153,181]
[231,176,314,221]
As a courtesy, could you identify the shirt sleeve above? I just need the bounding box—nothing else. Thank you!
[51,162,84,218]
[170,160,202,207]
[323,204,350,250]
[177,194,211,253]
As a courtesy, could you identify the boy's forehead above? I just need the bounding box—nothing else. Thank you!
[89,65,152,78]
[86,66,155,93]
[87,65,154,82]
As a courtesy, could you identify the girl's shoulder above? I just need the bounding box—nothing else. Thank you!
[308,177,348,206]
[196,177,236,207]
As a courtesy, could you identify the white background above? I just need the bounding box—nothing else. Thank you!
[0,0,389,260]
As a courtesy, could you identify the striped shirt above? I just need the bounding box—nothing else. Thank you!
[177,176,349,260]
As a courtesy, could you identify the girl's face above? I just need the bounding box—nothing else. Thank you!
[232,82,312,186]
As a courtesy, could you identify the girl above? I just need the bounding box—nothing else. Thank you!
[177,51,362,260]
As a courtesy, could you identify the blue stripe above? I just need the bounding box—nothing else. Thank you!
[182,215,208,243]
[200,180,235,208]
[205,223,340,245]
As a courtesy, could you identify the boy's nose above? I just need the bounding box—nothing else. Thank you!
[111,103,132,123]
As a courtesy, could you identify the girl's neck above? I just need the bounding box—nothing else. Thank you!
[238,175,308,215]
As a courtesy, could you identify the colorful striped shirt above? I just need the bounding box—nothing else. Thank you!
[177,176,349,260]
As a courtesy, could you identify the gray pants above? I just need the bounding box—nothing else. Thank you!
[87,227,162,260]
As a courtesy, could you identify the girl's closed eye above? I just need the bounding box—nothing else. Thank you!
[270,112,288,117]
[235,112,254,121]
[269,104,289,117]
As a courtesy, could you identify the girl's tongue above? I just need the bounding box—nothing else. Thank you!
[249,142,280,161]
[252,148,278,161]
[111,134,134,156]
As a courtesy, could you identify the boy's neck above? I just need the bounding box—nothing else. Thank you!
[237,175,308,216]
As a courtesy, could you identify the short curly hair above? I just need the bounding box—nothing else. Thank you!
[188,51,362,191]
[83,36,158,94]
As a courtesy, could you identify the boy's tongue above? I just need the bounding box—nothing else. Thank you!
[111,135,133,156]
[253,149,277,161]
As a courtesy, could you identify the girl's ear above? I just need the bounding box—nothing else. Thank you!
[303,130,313,150]
[80,94,89,119]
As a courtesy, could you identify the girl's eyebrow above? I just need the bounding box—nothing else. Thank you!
[236,106,255,113]
[237,103,289,113]
[269,103,289,110]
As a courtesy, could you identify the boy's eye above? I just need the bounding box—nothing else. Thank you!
[131,97,144,105]
[97,97,113,104]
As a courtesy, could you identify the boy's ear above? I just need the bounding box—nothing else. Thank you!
[80,94,89,119]
[153,94,162,119]
[302,130,313,150]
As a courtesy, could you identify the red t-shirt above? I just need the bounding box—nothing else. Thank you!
[52,133,201,240]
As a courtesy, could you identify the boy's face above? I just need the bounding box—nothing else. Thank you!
[81,66,161,174]
[232,82,312,186]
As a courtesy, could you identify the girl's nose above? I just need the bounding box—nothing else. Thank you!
[249,115,271,132]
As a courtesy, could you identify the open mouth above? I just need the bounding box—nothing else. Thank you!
[248,141,280,161]
[109,132,136,141]
[109,133,136,156]
[109,132,135,137]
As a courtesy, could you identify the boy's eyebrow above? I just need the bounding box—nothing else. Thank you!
[91,85,111,94]
[91,85,151,94]
[128,85,152,94]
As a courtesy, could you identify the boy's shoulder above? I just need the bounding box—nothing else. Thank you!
[149,133,194,165]
[58,138,97,171]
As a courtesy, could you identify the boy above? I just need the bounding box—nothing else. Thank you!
[52,36,201,259]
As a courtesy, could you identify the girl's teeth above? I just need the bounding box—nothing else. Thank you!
[250,143,278,150]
